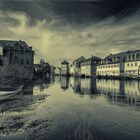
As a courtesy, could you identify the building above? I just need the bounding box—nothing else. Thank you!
[55,67,61,76]
[96,50,140,77]
[96,52,126,77]
[73,56,86,77]
[124,50,140,76]
[0,40,34,78]
[50,65,56,76]
[96,62,121,76]
[34,59,55,78]
[61,60,69,76]
[69,64,74,76]
[80,56,101,77]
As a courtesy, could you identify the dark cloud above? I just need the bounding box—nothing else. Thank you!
[0,0,140,24]
[0,0,140,65]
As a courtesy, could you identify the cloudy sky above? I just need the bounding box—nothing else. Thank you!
[0,0,140,66]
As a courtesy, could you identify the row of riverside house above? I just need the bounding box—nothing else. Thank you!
[60,49,140,79]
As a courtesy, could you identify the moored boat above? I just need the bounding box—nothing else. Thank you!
[0,85,24,101]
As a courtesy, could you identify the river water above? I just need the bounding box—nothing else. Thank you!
[0,76,140,140]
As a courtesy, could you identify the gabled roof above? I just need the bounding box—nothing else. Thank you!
[82,56,102,63]
[91,56,102,61]
[73,56,86,64]
[105,49,140,60]
[0,40,32,51]
[61,60,69,64]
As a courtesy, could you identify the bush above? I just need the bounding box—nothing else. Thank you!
[0,65,33,86]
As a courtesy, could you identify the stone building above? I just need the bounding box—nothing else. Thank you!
[73,56,86,77]
[80,56,101,77]
[0,40,34,78]
[61,60,69,76]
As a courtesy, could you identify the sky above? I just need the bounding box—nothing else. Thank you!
[0,0,140,66]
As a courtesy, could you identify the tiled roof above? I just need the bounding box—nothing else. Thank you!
[73,56,86,63]
[105,49,140,59]
[0,40,32,51]
[82,56,102,62]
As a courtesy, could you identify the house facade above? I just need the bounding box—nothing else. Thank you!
[73,56,86,77]
[96,50,140,77]
[80,56,101,77]
[0,40,34,78]
[96,63,120,76]
[69,64,74,76]
[61,60,69,76]
[124,50,140,76]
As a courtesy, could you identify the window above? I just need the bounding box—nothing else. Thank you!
[131,63,133,67]
[21,59,24,64]
[135,63,137,66]
[132,54,135,60]
[129,54,131,61]
[26,60,29,65]
[136,54,139,60]
[127,63,129,67]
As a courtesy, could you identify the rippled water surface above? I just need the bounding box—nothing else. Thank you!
[0,76,140,140]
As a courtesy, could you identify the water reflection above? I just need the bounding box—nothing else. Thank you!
[0,77,140,140]
[0,81,50,138]
[65,77,140,105]
[60,77,69,90]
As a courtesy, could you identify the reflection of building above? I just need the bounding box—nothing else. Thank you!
[80,56,101,77]
[0,40,34,78]
[73,78,81,93]
[80,78,97,94]
[69,77,140,105]
[61,77,69,90]
[96,79,140,104]
[96,79,120,94]
[61,60,69,76]
[70,78,97,95]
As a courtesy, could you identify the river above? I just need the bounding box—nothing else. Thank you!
[0,76,140,140]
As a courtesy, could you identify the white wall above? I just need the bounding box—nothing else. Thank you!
[124,61,140,75]
[61,64,68,75]
[69,65,74,75]
[96,63,120,76]
[81,65,91,76]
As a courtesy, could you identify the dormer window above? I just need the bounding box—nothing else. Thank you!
[132,54,135,60]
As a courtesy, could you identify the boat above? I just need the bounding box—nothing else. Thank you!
[0,85,24,101]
